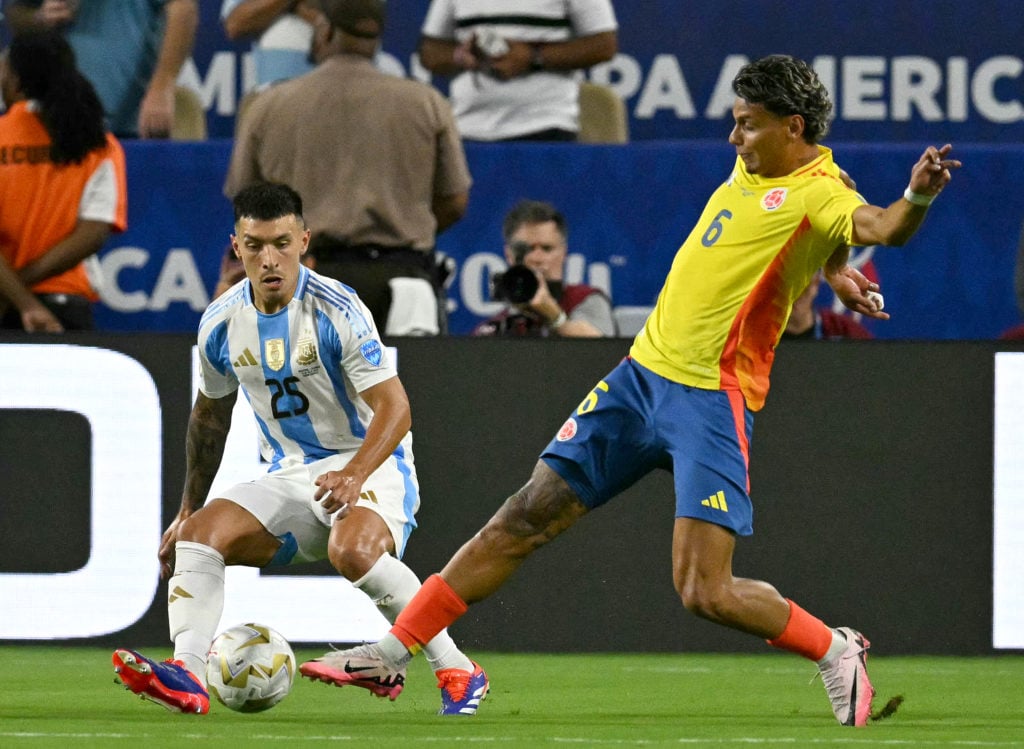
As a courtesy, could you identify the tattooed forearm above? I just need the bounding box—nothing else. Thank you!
[180,391,236,512]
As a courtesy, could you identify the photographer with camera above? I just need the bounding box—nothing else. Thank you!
[474,200,616,338]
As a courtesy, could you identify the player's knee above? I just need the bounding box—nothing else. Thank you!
[486,487,563,554]
[679,584,720,620]
[176,513,246,563]
[502,488,546,533]
[489,468,585,550]
[475,503,535,560]
[176,500,252,557]
[176,512,211,545]
[327,542,378,581]
[676,572,731,621]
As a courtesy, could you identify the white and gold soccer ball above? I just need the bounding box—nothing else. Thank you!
[206,623,296,712]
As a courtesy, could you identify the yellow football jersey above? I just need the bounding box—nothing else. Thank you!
[630,146,866,411]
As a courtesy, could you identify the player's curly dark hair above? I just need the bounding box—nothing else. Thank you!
[8,30,107,164]
[732,55,833,143]
[233,182,306,225]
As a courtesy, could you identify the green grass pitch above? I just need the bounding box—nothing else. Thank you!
[2,646,1022,748]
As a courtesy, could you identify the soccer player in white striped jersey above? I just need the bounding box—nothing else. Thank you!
[112,182,487,716]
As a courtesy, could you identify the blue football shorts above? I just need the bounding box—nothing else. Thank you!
[540,357,755,535]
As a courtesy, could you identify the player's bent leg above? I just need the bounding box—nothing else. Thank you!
[374,463,586,678]
[112,649,210,714]
[671,517,791,636]
[442,460,589,605]
[385,463,586,660]
[672,519,878,726]
[169,499,281,680]
[428,464,582,716]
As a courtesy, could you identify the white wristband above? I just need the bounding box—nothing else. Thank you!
[549,310,568,329]
[903,187,935,207]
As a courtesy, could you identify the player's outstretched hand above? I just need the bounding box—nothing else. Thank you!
[826,265,890,320]
[908,144,961,198]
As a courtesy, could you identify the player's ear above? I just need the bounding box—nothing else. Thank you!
[788,114,805,141]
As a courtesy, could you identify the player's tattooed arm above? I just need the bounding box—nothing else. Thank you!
[158,390,239,578]
[181,390,238,513]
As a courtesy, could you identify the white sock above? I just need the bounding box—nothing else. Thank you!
[376,632,415,668]
[817,628,849,668]
[168,541,225,683]
[353,553,473,673]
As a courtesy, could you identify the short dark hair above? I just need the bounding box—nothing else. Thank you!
[732,55,833,143]
[502,200,568,243]
[233,183,305,225]
[318,0,385,38]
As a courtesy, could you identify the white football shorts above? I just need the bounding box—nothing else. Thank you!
[215,450,420,563]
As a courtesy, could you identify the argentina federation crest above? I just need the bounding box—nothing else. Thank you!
[296,337,318,366]
[295,336,320,376]
[265,338,286,371]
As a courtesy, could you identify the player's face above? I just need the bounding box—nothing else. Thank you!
[728,99,803,178]
[506,221,567,281]
[231,214,310,314]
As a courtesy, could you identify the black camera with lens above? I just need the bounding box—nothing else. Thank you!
[490,241,539,304]
[490,264,539,304]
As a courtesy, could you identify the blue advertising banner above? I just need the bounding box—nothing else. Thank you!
[178,0,1024,142]
[94,140,1024,340]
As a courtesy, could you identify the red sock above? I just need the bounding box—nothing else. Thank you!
[392,574,468,651]
[765,599,833,661]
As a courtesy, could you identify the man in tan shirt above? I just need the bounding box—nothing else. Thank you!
[224,0,471,335]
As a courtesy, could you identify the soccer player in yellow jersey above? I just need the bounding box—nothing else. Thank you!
[303,55,961,727]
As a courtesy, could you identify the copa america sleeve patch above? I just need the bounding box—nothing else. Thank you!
[360,339,384,366]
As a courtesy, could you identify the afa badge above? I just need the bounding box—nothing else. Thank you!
[296,338,318,366]
[360,340,383,367]
[761,187,788,211]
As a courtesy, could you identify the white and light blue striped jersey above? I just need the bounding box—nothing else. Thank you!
[197,266,403,471]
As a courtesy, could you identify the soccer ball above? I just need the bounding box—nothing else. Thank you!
[205,623,296,712]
